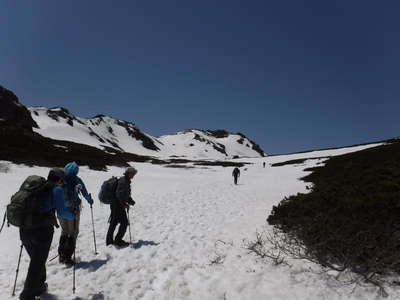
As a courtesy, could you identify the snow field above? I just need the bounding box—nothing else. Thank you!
[0,142,398,299]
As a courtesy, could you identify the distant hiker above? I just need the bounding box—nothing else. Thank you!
[18,168,65,300]
[106,167,137,248]
[263,162,266,168]
[56,162,93,265]
[232,167,240,185]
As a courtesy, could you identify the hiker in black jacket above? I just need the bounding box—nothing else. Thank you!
[19,169,65,300]
[106,167,137,247]
[232,167,240,185]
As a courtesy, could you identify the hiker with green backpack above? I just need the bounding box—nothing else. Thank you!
[6,168,65,300]
[101,167,137,248]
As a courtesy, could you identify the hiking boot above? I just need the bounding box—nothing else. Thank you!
[59,255,66,264]
[19,292,41,300]
[37,282,48,295]
[19,295,37,300]
[114,240,130,247]
[64,257,75,266]
[106,239,113,246]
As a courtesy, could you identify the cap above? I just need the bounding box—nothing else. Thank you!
[47,168,65,182]
[124,167,138,175]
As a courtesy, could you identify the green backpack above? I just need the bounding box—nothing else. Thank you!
[6,175,48,228]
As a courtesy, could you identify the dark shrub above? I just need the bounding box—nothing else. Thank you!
[267,140,400,287]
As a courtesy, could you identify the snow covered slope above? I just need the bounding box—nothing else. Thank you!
[29,107,265,159]
[0,142,391,300]
[158,129,265,159]
[29,107,163,156]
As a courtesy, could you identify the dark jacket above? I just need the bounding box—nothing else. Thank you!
[115,176,135,207]
[232,168,240,177]
[28,182,58,229]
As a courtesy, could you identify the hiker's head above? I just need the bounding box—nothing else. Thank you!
[64,162,79,177]
[47,168,65,185]
[124,167,137,179]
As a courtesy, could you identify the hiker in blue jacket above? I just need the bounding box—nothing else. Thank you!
[55,162,93,265]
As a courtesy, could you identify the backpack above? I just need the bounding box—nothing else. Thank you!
[98,177,119,205]
[6,175,48,228]
[64,176,81,211]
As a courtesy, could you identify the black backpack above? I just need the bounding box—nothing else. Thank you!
[6,175,49,228]
[98,177,118,205]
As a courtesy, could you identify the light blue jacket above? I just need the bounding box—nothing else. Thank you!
[53,186,74,220]
[64,162,92,211]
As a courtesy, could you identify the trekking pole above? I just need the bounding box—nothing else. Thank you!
[72,217,76,294]
[90,204,98,255]
[127,208,132,244]
[0,211,6,234]
[12,244,23,296]
[48,254,59,263]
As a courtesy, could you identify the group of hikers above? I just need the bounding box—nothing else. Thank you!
[4,162,137,300]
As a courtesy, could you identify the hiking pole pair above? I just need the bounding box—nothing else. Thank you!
[12,244,23,296]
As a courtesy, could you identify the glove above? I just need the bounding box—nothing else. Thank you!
[128,198,136,206]
[87,194,94,205]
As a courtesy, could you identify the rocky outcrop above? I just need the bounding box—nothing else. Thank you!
[0,86,38,130]
[115,119,161,151]
[46,107,85,126]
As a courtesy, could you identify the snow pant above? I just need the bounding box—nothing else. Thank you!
[19,226,54,300]
[58,212,80,261]
[106,203,128,245]
[233,175,239,185]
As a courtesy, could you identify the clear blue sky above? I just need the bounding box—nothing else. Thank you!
[1,1,398,154]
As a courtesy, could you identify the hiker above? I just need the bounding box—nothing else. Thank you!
[56,162,93,265]
[106,167,137,247]
[263,162,266,168]
[232,167,240,185]
[19,168,65,300]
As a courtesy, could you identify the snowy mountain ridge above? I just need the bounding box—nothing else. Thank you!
[29,106,266,159]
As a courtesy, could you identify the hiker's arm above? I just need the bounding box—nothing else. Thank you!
[77,178,93,205]
[116,178,129,207]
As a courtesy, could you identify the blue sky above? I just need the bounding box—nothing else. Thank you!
[1,1,398,154]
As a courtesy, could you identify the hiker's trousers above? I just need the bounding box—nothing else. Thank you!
[58,211,80,239]
[19,226,54,299]
[106,203,128,244]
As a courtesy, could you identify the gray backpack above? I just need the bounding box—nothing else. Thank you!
[98,177,118,205]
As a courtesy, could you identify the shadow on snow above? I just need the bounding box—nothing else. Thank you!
[131,240,159,249]
[75,259,108,272]
[73,292,105,300]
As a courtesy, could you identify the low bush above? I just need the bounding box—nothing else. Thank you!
[265,140,400,292]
